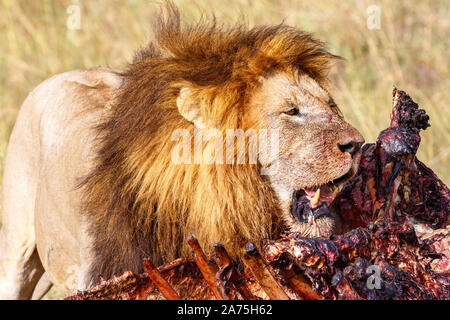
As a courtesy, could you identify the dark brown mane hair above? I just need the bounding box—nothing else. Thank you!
[80,3,338,284]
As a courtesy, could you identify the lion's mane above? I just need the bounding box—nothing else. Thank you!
[81,3,337,283]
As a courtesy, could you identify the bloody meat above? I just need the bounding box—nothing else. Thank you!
[67,89,449,300]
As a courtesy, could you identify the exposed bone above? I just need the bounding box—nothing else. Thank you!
[242,242,290,300]
[214,243,256,300]
[143,259,181,300]
[187,235,224,299]
[279,267,323,300]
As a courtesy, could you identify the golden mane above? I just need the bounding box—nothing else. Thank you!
[81,3,338,283]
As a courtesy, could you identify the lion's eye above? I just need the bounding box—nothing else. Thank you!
[284,108,300,116]
[328,99,344,118]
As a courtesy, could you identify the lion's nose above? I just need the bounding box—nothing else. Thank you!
[337,138,364,156]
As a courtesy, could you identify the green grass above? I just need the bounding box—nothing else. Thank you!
[0,0,448,299]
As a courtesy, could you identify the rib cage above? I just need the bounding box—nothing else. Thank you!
[66,89,449,300]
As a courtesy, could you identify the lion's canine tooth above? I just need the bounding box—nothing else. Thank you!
[310,189,321,207]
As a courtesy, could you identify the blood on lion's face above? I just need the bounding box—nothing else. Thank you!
[247,70,365,237]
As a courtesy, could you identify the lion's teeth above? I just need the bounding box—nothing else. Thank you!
[310,189,321,207]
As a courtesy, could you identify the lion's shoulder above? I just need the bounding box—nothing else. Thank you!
[22,67,124,166]
[49,67,123,91]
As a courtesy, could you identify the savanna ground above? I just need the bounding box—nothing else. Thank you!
[0,0,448,299]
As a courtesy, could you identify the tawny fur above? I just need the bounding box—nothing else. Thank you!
[79,4,340,283]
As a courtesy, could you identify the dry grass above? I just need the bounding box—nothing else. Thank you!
[0,0,448,299]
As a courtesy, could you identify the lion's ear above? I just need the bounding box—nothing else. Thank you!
[176,87,205,129]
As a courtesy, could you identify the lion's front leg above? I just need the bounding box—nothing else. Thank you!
[0,81,45,299]
[0,243,45,300]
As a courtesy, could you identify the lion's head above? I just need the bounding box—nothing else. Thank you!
[81,4,364,283]
[249,71,364,238]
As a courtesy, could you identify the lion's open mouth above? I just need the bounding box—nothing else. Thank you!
[291,169,354,225]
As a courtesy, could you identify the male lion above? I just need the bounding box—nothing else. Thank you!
[0,6,364,299]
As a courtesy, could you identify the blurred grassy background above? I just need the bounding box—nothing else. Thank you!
[0,0,448,299]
